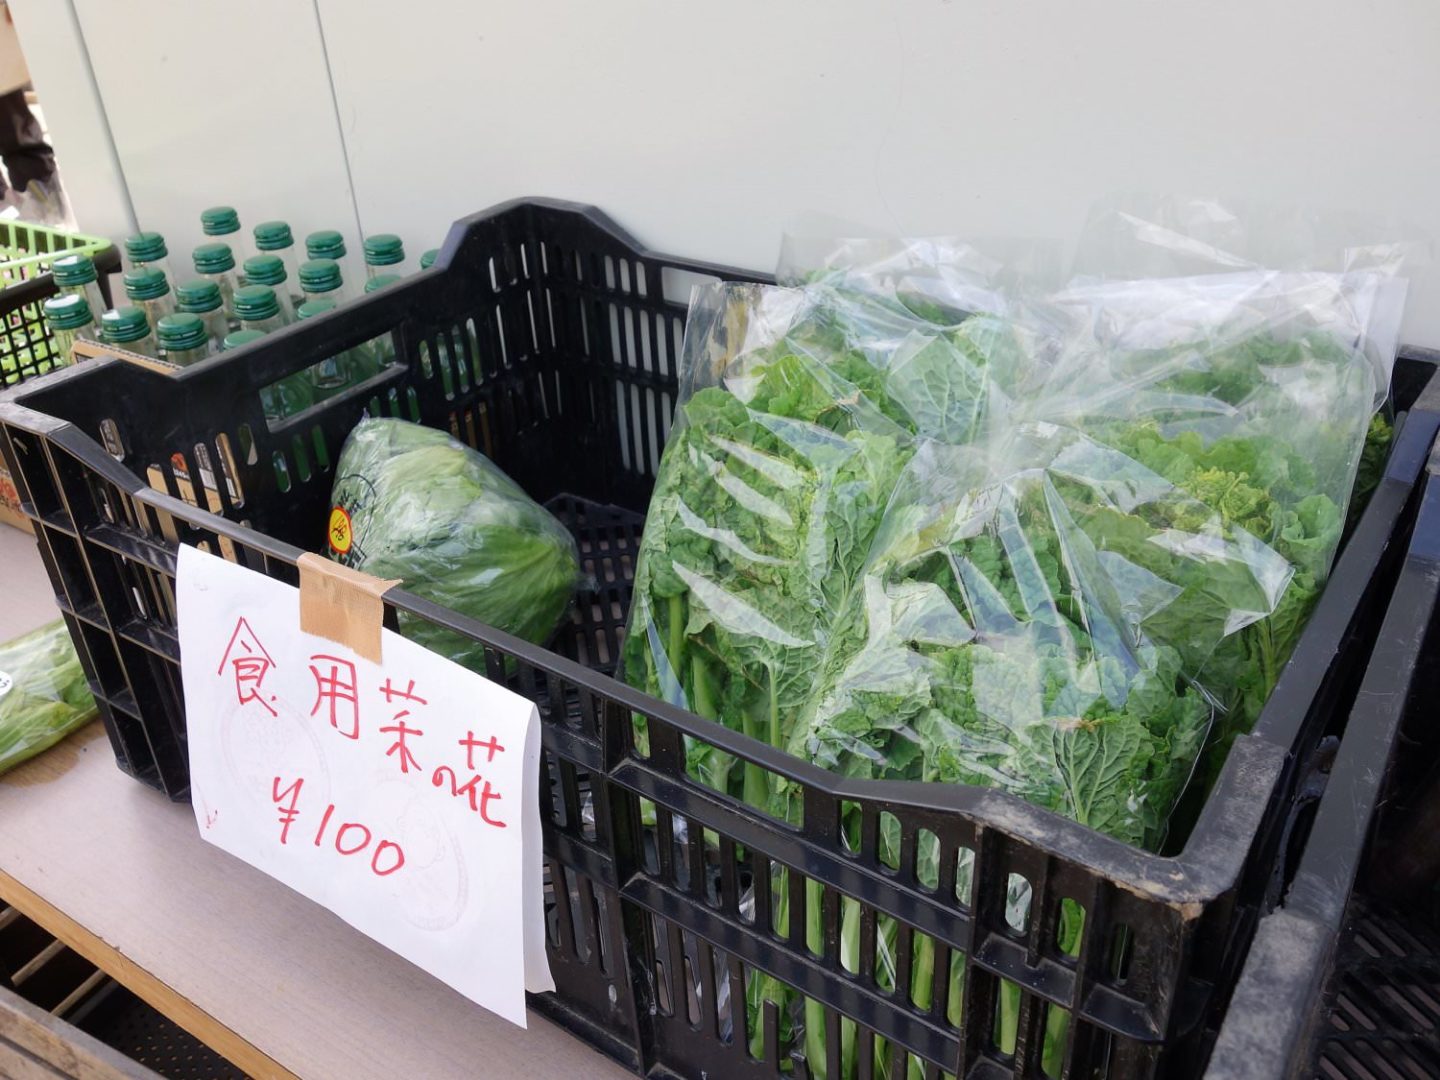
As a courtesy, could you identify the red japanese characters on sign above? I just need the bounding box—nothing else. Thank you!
[178,545,552,1029]
[217,617,277,716]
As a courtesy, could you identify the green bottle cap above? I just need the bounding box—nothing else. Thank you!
[233,285,280,322]
[419,248,439,270]
[298,258,342,294]
[175,280,222,314]
[193,242,235,274]
[43,293,93,330]
[123,267,170,302]
[201,206,240,236]
[156,312,208,352]
[305,230,346,261]
[124,231,168,263]
[101,306,151,345]
[364,273,401,293]
[52,252,98,286]
[253,220,293,251]
[222,329,266,350]
[363,233,404,266]
[243,254,287,287]
[296,298,337,320]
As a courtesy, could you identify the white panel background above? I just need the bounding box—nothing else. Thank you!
[316,0,1440,345]
[8,0,134,243]
[71,0,358,273]
[8,0,1440,344]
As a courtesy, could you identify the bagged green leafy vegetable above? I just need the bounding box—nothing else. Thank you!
[1034,270,1400,763]
[794,426,1275,847]
[0,619,97,775]
[620,284,915,802]
[327,419,582,669]
[626,203,1414,1079]
[621,272,1041,799]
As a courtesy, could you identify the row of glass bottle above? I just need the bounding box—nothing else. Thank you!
[41,208,439,421]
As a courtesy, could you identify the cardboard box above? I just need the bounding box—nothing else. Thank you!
[0,463,32,534]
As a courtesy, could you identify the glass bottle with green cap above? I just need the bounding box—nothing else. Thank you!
[100,306,157,358]
[175,280,228,353]
[234,285,286,335]
[357,274,400,377]
[362,233,408,279]
[242,255,296,323]
[155,313,210,367]
[225,328,315,423]
[298,257,348,307]
[419,248,439,271]
[192,242,241,324]
[305,231,358,301]
[253,221,303,307]
[124,231,175,282]
[295,297,350,397]
[51,253,107,321]
[123,267,176,329]
[201,206,247,265]
[42,294,96,365]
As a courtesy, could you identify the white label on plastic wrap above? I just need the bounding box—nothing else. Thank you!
[174,544,554,1028]
[0,671,11,698]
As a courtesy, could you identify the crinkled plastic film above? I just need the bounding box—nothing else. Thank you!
[0,619,98,775]
[793,426,1282,849]
[1032,270,1401,755]
[621,282,915,799]
[621,206,1412,1078]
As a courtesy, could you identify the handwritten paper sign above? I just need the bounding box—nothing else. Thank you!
[176,544,554,1027]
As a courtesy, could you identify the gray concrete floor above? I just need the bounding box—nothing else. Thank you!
[0,523,58,640]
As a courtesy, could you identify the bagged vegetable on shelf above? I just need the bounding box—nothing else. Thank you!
[327,418,582,670]
[0,619,98,775]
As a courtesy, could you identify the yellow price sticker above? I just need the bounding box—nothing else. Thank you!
[327,506,353,556]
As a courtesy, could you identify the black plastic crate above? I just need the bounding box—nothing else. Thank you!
[1206,437,1440,1080]
[1,198,1437,1080]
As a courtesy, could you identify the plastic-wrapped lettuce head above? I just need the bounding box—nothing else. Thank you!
[327,419,581,669]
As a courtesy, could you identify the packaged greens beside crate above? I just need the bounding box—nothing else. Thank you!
[0,620,98,775]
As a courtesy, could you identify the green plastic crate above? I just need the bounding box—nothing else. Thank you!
[0,220,116,388]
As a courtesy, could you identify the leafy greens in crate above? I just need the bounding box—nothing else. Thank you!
[619,230,1402,1078]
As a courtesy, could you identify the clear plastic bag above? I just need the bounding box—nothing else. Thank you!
[621,282,914,802]
[327,419,582,669]
[625,206,1412,1078]
[1032,274,1402,757]
[0,619,97,775]
[791,427,1279,849]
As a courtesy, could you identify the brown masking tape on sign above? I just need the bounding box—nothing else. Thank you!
[296,552,401,665]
